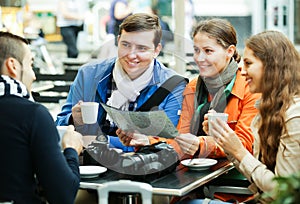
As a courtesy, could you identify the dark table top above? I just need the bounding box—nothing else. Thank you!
[80,159,234,196]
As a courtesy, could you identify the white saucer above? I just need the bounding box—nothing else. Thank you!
[79,165,107,178]
[181,158,217,171]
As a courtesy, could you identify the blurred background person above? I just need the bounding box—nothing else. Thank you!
[23,3,45,42]
[131,0,152,14]
[107,0,132,45]
[184,0,195,39]
[150,4,174,52]
[56,0,89,58]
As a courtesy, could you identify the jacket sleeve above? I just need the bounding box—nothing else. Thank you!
[230,90,260,155]
[32,105,80,204]
[56,68,85,126]
[234,108,300,196]
[176,80,196,133]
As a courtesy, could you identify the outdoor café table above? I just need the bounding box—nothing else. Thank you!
[79,159,234,197]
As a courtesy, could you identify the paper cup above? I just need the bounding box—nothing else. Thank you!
[56,126,68,148]
[81,102,99,124]
[208,112,228,136]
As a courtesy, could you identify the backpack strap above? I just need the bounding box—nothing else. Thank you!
[137,75,188,111]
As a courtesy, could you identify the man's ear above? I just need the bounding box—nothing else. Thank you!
[154,43,162,58]
[4,57,18,78]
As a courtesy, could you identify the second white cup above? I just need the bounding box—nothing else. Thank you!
[81,102,99,124]
[208,112,228,136]
[56,125,68,149]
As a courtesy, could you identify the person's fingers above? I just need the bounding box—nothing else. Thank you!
[117,130,132,146]
[122,136,130,145]
[208,109,216,114]
[204,113,208,120]
[116,128,121,135]
[119,134,126,144]
[175,135,198,155]
[202,120,208,134]
[216,118,227,128]
[123,137,132,146]
[174,136,183,143]
[67,125,75,131]
[62,130,83,154]
[211,127,222,139]
[214,119,234,140]
[185,139,194,155]
[175,138,188,154]
[175,138,190,152]
[174,137,184,148]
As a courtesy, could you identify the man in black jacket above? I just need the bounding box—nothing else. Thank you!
[0,31,83,204]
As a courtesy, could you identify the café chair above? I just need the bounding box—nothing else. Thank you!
[97,179,152,204]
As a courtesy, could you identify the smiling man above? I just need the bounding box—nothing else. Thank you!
[56,13,187,152]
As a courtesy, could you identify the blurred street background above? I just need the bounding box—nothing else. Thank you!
[1,0,299,118]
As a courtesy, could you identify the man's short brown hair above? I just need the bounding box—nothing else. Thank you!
[119,13,162,48]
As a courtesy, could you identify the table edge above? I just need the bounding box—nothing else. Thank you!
[80,162,234,196]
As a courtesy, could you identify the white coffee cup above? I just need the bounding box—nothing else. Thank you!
[81,102,99,124]
[56,126,68,148]
[208,112,228,136]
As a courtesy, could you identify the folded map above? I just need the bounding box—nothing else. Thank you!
[101,103,178,138]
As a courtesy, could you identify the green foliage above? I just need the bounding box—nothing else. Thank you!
[265,171,300,204]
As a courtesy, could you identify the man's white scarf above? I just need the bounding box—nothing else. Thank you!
[0,75,34,101]
[106,59,154,111]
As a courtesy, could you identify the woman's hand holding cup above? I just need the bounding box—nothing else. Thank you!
[207,112,228,137]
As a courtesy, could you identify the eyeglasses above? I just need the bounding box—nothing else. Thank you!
[119,42,154,55]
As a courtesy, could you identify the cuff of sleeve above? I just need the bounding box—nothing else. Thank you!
[108,136,135,152]
[198,136,226,158]
[64,148,79,161]
[239,151,261,180]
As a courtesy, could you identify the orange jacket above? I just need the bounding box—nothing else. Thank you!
[149,69,261,159]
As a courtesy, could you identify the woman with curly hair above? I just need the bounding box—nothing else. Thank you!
[210,30,300,203]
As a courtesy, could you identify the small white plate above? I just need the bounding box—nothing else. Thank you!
[181,158,217,171]
[79,165,107,178]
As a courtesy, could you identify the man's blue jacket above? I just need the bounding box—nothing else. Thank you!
[56,58,187,151]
